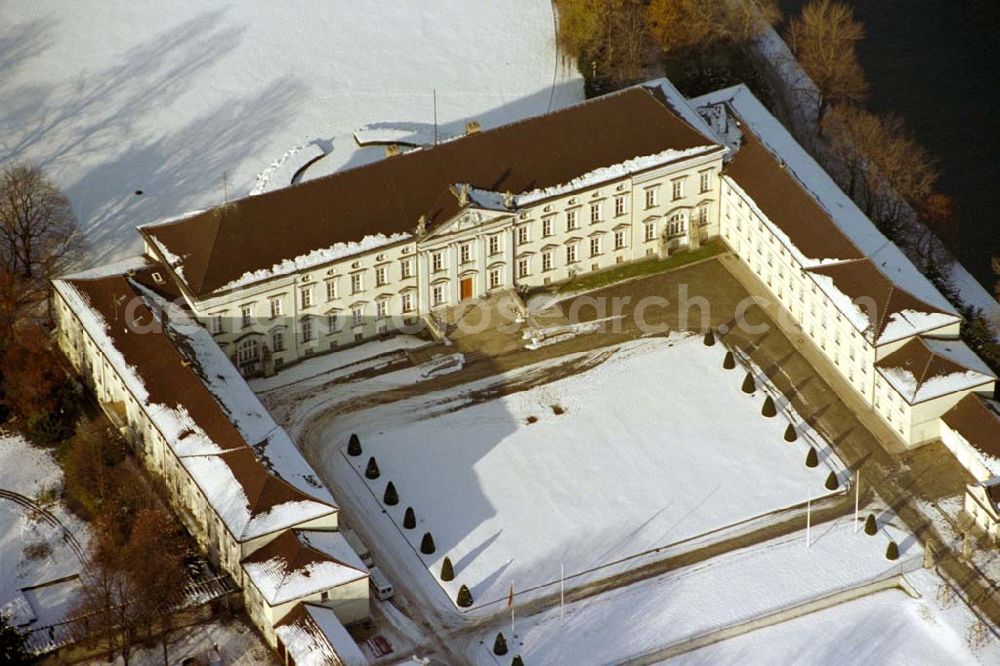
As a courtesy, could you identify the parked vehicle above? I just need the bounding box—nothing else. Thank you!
[369,566,395,600]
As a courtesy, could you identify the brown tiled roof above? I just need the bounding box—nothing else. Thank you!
[242,529,328,572]
[61,272,335,540]
[142,86,719,297]
[943,394,1000,459]
[68,273,247,452]
[216,448,326,525]
[723,132,863,263]
[876,337,996,403]
[808,259,952,340]
[242,530,367,605]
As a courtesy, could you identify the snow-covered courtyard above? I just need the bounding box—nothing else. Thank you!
[314,334,845,610]
[1,1,583,266]
[465,516,996,665]
[671,569,996,666]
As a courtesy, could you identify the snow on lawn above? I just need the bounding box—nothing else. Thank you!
[80,617,276,665]
[467,517,922,665]
[319,334,843,610]
[0,431,89,631]
[1,2,583,265]
[668,570,999,666]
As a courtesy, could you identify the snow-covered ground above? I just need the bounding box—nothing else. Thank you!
[80,617,275,665]
[463,517,936,665]
[668,568,998,666]
[314,334,844,611]
[0,431,89,634]
[0,2,583,266]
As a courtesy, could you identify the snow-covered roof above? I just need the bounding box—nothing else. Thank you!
[217,232,412,292]
[140,85,719,297]
[275,603,367,666]
[942,395,1000,472]
[242,530,368,607]
[511,145,720,207]
[691,85,960,345]
[641,78,725,145]
[182,451,335,542]
[53,265,336,543]
[808,259,958,345]
[876,337,996,404]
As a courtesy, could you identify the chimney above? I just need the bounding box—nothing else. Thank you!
[384,144,400,158]
[465,121,481,136]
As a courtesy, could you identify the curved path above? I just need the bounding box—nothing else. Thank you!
[0,488,87,566]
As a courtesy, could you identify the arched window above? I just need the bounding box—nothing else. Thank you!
[237,337,260,365]
[667,211,687,237]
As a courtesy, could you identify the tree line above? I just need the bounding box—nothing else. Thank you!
[554,0,781,95]
[0,162,82,443]
[785,0,1000,372]
[1,163,193,664]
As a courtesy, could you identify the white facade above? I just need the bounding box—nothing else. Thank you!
[144,151,725,376]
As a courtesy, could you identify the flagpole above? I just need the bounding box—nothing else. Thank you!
[508,582,515,638]
[806,488,812,549]
[560,562,565,625]
[854,470,860,533]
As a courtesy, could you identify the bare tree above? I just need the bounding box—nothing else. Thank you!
[822,103,878,201]
[822,104,938,237]
[786,0,868,124]
[557,0,651,86]
[608,0,647,84]
[0,162,80,343]
[126,508,188,666]
[647,0,779,55]
[993,255,1000,301]
[76,515,143,665]
[916,193,959,265]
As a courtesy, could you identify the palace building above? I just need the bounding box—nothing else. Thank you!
[52,78,1000,660]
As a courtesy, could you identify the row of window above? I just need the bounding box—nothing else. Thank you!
[727,189,882,400]
[212,188,717,335]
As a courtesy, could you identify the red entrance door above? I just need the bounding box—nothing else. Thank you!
[460,277,473,300]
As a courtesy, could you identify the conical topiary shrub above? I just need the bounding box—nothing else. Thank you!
[741,372,756,394]
[384,481,399,506]
[886,540,899,561]
[365,457,380,480]
[864,513,878,536]
[456,584,473,608]
[512,657,524,666]
[403,506,416,529]
[493,632,508,656]
[440,556,454,582]
[723,350,736,370]
[420,532,436,555]
[805,447,819,468]
[761,395,777,417]
[784,423,798,442]
[825,471,839,490]
[703,328,715,346]
[347,433,362,456]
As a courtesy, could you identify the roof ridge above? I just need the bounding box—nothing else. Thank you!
[293,530,368,573]
[876,284,896,339]
[913,345,937,402]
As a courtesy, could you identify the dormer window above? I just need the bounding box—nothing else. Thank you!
[151,272,164,284]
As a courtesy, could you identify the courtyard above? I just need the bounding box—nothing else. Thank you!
[309,332,845,611]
